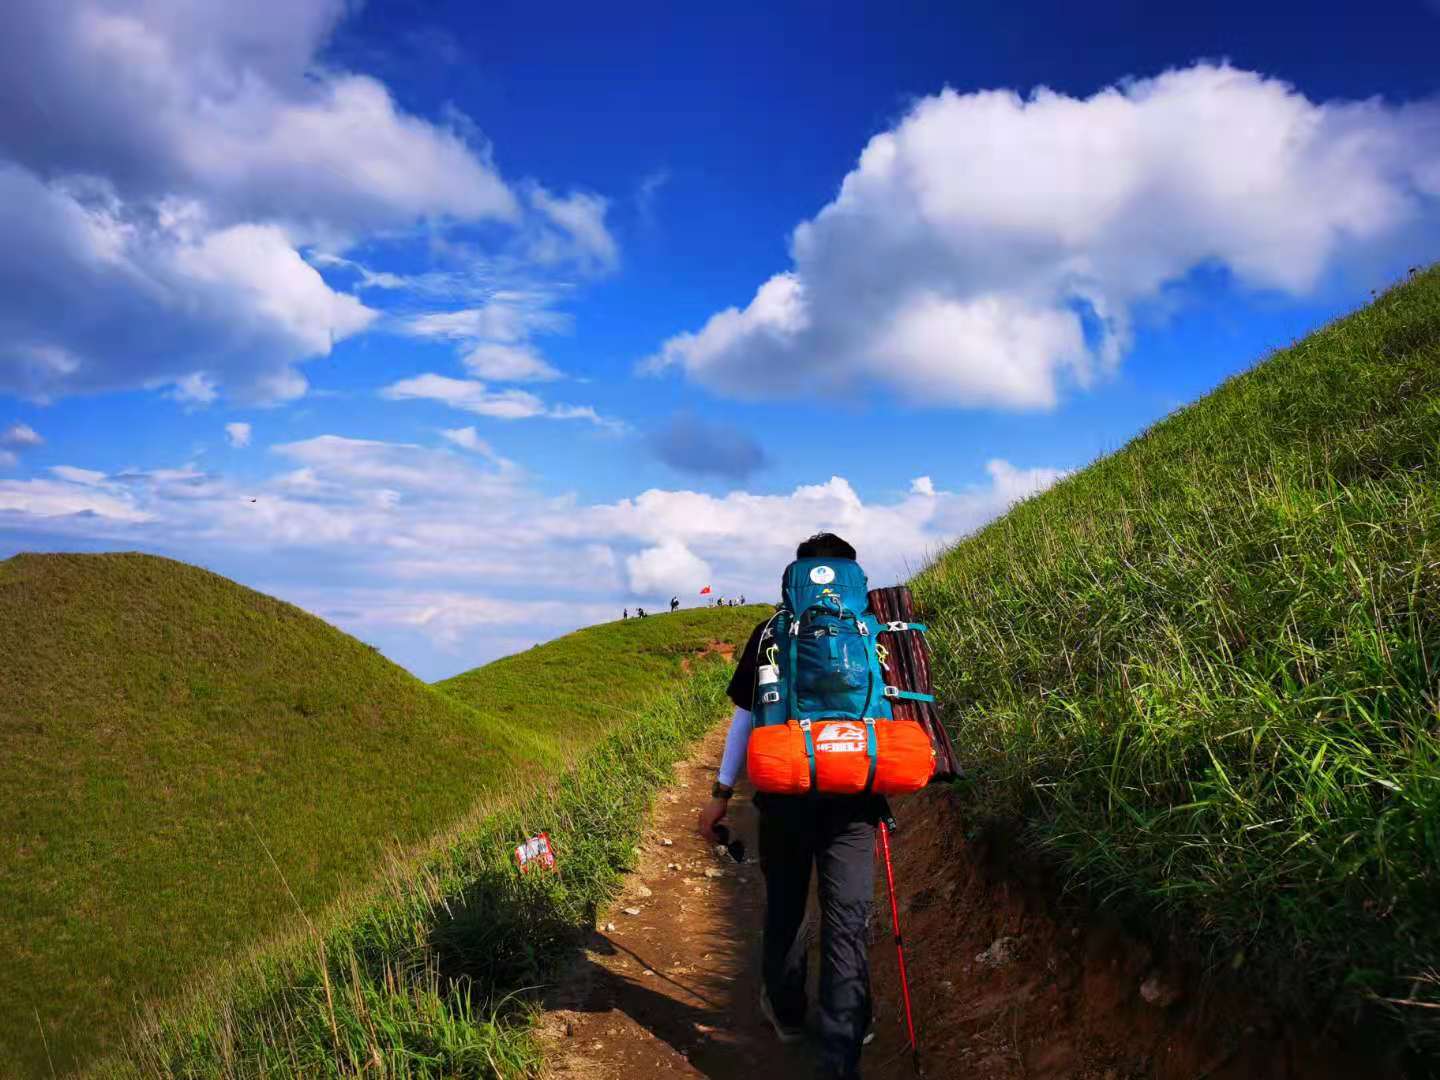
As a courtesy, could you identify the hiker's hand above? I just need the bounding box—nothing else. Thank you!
[699,797,728,842]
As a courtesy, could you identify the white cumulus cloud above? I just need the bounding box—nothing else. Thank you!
[625,539,713,597]
[0,0,610,406]
[225,422,252,448]
[0,167,379,402]
[0,1,518,234]
[647,63,1440,410]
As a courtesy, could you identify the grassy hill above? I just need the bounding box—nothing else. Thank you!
[0,550,763,1073]
[916,266,1440,1041]
[437,606,751,749]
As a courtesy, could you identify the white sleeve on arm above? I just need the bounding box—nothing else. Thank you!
[717,705,752,788]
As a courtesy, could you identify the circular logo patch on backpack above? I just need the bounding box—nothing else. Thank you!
[809,564,836,584]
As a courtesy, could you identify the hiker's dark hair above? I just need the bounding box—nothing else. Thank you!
[796,532,856,560]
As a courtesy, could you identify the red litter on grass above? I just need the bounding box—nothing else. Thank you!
[515,832,557,874]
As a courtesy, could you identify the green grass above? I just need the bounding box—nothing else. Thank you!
[0,549,763,1073]
[436,606,763,750]
[92,662,738,1078]
[914,266,1440,1043]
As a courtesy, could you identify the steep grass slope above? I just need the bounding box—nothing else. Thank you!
[0,550,761,1073]
[916,267,1440,1041]
[102,664,742,1079]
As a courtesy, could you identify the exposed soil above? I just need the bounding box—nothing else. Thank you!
[865,788,1405,1080]
[538,723,800,1076]
[680,641,737,675]
[538,732,1406,1079]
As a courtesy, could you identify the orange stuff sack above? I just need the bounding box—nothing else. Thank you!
[747,719,935,796]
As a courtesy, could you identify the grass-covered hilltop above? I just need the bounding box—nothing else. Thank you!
[916,265,1440,1045]
[0,550,762,1074]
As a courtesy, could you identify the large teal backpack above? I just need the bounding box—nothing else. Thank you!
[750,557,934,784]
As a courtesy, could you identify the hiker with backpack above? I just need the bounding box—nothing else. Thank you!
[699,533,936,1080]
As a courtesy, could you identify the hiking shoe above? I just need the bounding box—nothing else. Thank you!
[759,987,806,1044]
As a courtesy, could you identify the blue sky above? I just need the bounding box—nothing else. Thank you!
[2,0,1438,679]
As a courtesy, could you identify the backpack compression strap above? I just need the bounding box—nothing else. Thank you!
[884,686,936,703]
[880,617,935,702]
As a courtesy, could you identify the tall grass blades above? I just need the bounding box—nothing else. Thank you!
[913,266,1440,1046]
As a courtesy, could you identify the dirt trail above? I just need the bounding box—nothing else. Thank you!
[537,723,930,1079]
[538,731,1403,1080]
[538,723,807,1076]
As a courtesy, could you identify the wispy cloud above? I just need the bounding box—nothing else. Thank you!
[526,184,619,272]
[382,374,624,429]
[636,168,671,226]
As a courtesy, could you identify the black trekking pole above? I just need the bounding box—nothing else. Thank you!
[876,807,921,1074]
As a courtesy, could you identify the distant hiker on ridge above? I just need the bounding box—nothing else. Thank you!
[670,595,680,613]
[701,532,918,1080]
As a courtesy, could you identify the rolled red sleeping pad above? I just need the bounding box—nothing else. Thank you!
[869,585,961,782]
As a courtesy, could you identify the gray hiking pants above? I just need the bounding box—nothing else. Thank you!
[756,793,878,1079]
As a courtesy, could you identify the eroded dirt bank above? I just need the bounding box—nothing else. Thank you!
[866,787,1406,1079]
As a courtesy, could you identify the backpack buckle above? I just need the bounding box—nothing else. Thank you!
[761,690,781,705]
[883,685,900,699]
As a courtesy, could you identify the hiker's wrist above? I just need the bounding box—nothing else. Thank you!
[711,782,734,800]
